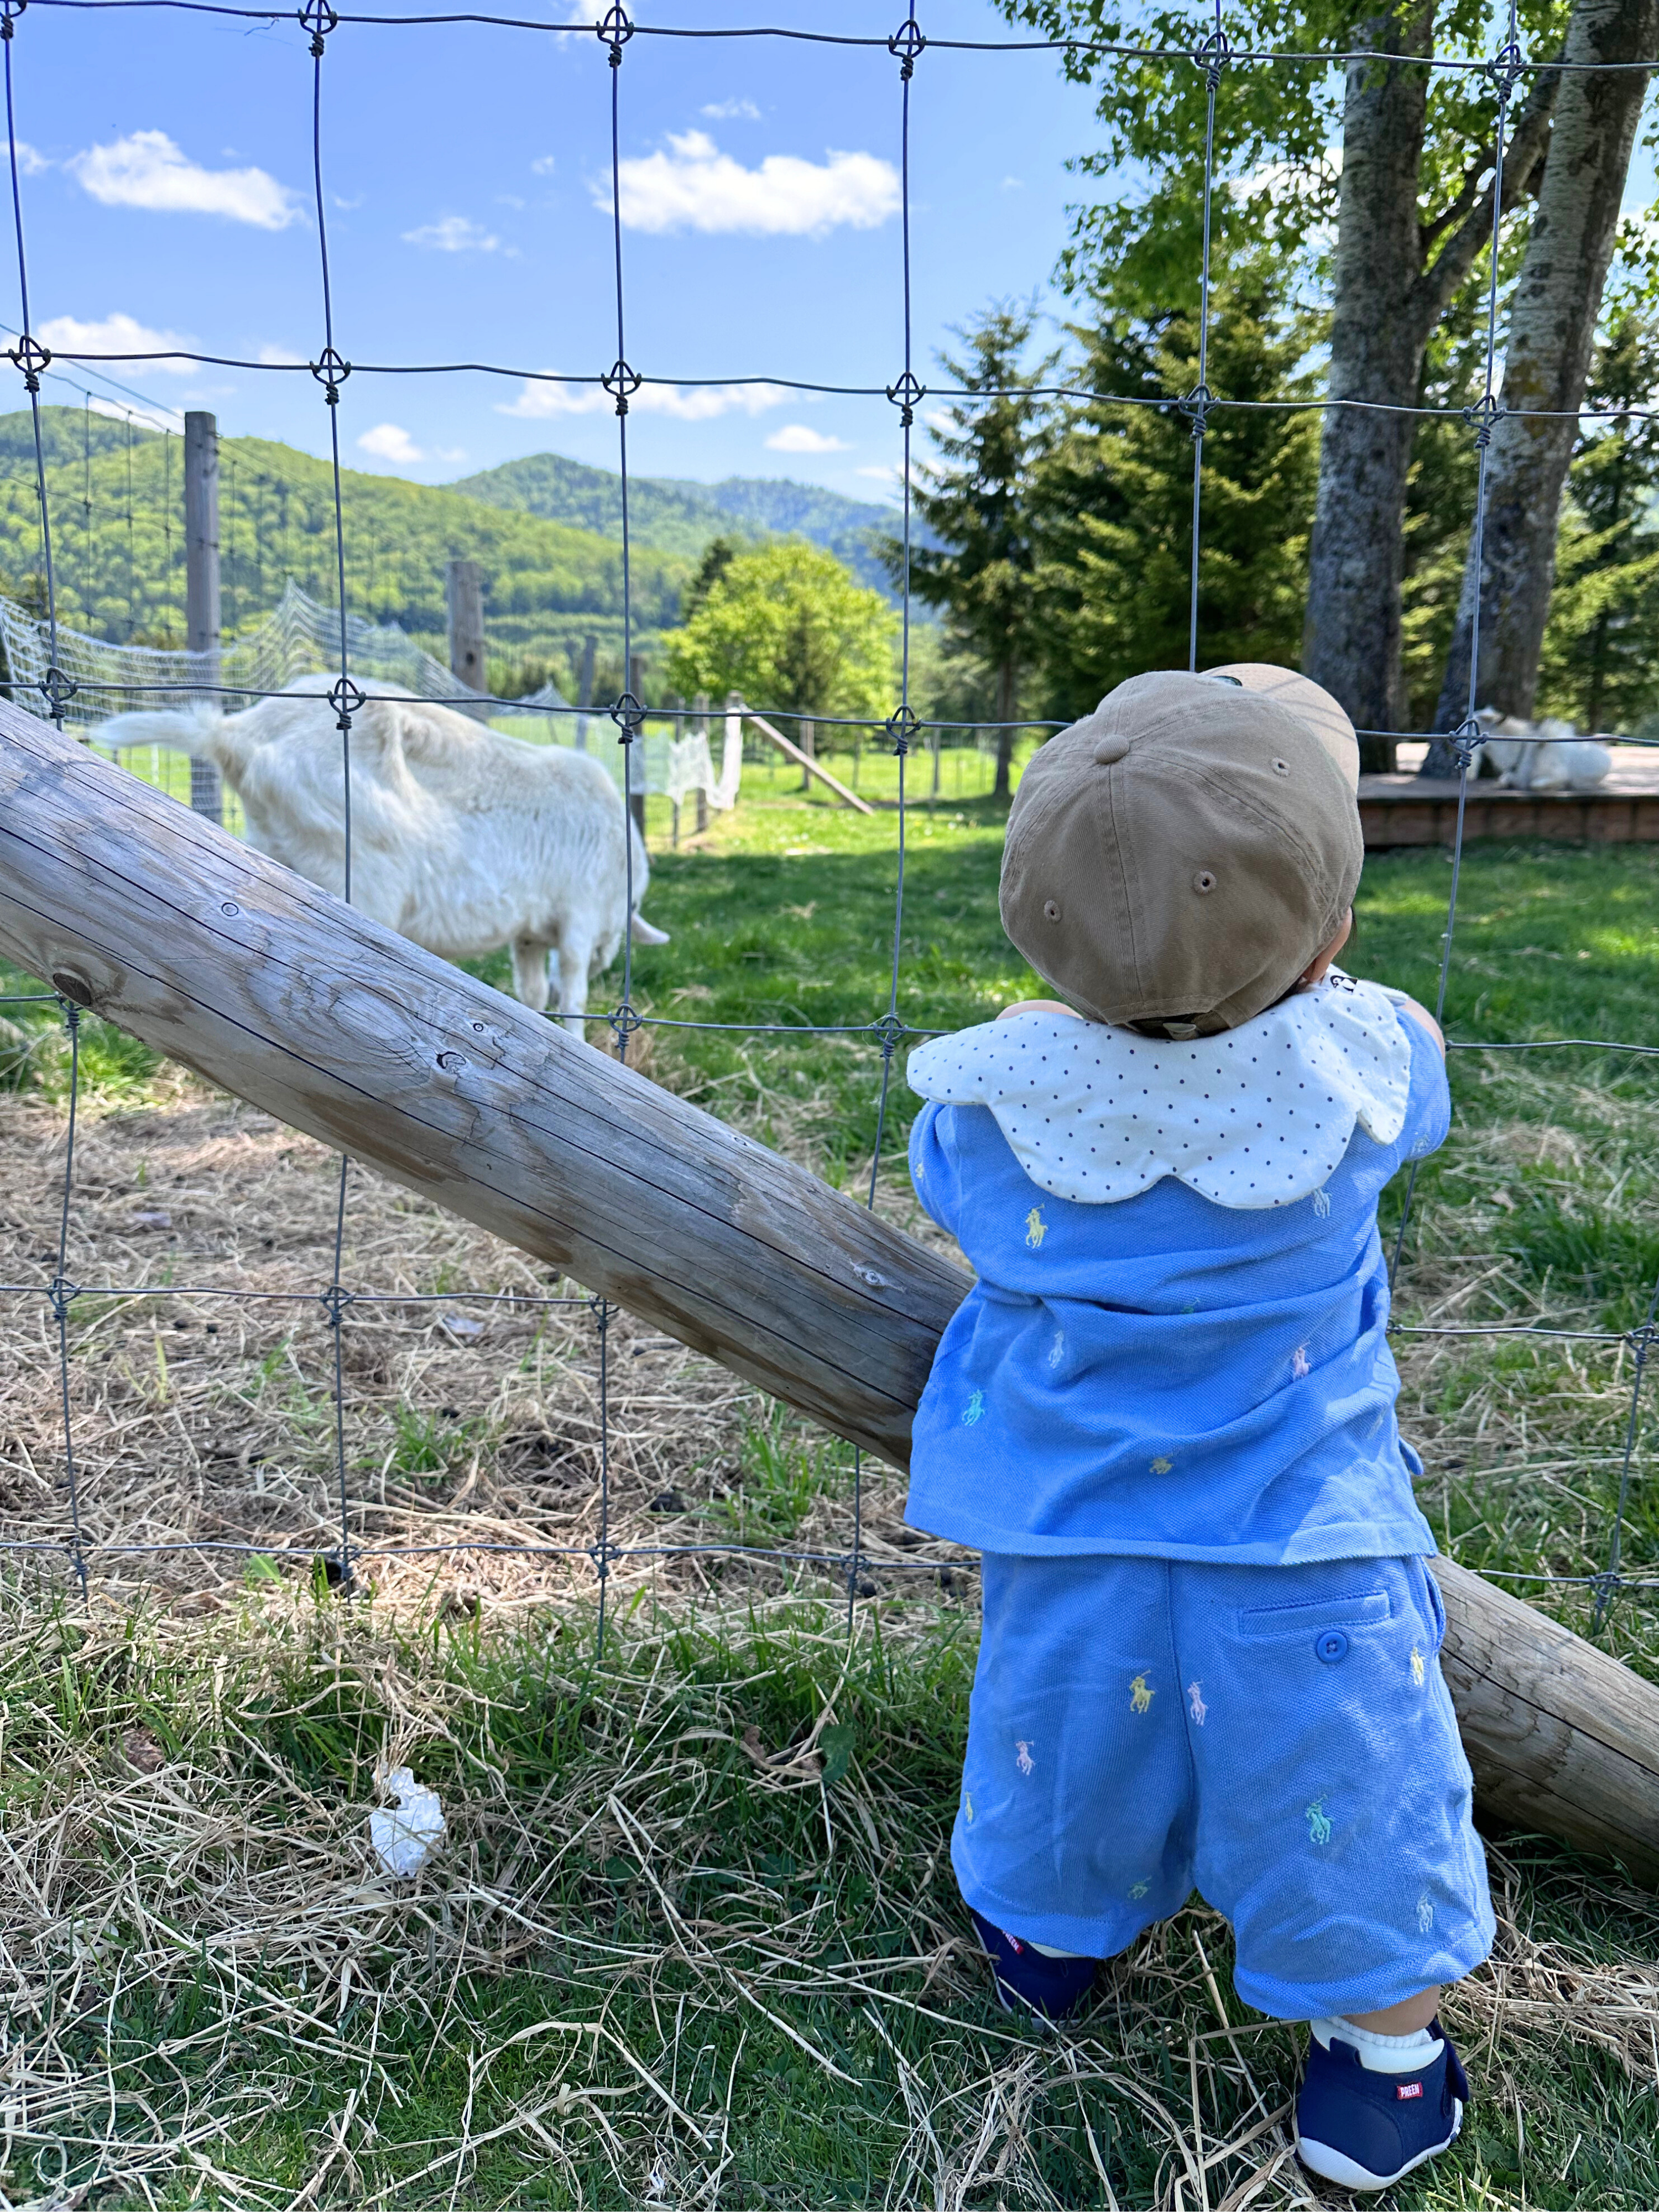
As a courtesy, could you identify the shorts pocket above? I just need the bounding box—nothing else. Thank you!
[1416,1558,1448,1652]
[1235,1588,1391,1641]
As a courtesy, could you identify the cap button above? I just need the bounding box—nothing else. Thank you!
[1092,735,1130,765]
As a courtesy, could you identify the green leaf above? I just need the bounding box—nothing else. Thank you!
[819,1721,856,1787]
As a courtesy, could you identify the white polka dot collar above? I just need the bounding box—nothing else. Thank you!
[906,970,1413,1210]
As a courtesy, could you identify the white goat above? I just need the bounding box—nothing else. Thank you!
[1474,707,1614,793]
[94,674,668,1032]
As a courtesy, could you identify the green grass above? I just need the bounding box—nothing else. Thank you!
[6,782,1659,2206]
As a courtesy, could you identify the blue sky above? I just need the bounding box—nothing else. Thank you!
[3,0,1105,502]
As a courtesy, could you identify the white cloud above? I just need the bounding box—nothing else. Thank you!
[38,310,197,371]
[87,393,181,433]
[258,342,305,365]
[765,424,851,455]
[500,378,790,422]
[1000,175,1024,190]
[605,131,900,237]
[497,193,525,210]
[403,214,500,253]
[702,99,761,122]
[855,463,899,481]
[68,131,301,229]
[357,422,425,466]
[530,155,557,178]
[7,142,48,177]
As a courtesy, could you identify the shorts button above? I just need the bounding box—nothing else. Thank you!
[1314,1629,1350,1665]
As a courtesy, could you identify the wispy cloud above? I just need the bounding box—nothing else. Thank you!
[68,131,301,228]
[530,154,557,178]
[258,342,306,365]
[38,310,197,369]
[7,141,48,177]
[500,378,790,422]
[403,214,502,252]
[87,393,181,432]
[358,422,424,466]
[765,424,850,454]
[606,131,900,237]
[701,98,761,122]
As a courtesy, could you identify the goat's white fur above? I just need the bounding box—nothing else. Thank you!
[1474,707,1614,793]
[93,674,668,1032]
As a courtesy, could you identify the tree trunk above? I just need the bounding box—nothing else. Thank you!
[993,657,1018,799]
[1308,15,1555,772]
[1304,14,1436,772]
[1430,0,1658,754]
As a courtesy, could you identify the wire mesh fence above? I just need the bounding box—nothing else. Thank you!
[0,0,1655,1645]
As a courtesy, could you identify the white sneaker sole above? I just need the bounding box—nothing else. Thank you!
[1295,2100,1463,2193]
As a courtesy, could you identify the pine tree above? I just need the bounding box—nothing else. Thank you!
[1537,306,1659,732]
[1026,253,1321,715]
[897,304,1056,798]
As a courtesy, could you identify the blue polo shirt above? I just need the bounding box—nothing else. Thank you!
[904,1009,1449,1564]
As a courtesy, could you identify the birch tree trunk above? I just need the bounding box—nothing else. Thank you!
[1430,0,1658,753]
[1305,13,1554,771]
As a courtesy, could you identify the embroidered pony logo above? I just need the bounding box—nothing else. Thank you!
[1128,1879,1150,1900]
[1292,1344,1311,1380]
[1149,1455,1174,1475]
[962,1390,985,1426]
[1305,1798,1333,1845]
[1046,1329,1065,1369]
[1129,1674,1154,1715]
[1411,1646,1426,1688]
[1024,1207,1048,1249]
[1417,1891,1435,1933]
[1015,1740,1034,1776]
[963,1792,974,1823]
[1186,1682,1207,1726]
[1312,1186,1332,1218]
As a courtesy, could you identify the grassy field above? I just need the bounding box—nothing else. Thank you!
[3,762,1658,2208]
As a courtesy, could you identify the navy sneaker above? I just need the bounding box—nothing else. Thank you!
[968,1907,1098,2022]
[1295,2016,1469,2192]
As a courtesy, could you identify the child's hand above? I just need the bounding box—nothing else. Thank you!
[997,999,1083,1022]
[1396,998,1446,1056]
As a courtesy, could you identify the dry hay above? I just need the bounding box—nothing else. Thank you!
[0,1072,969,1619]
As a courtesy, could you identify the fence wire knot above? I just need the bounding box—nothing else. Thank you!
[319,1284,354,1328]
[1485,38,1526,103]
[1449,716,1485,771]
[597,2,632,60]
[46,1274,78,1322]
[1193,24,1230,87]
[1462,393,1503,448]
[300,0,337,53]
[872,1011,907,1059]
[602,357,641,416]
[888,14,925,76]
[885,702,921,755]
[886,370,926,427]
[610,688,644,741]
[38,665,76,717]
[310,346,351,404]
[7,333,48,391]
[1178,381,1212,440]
[328,675,364,731]
[607,1001,645,1045]
[0,0,25,40]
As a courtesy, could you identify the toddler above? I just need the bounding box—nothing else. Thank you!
[904,665,1492,2193]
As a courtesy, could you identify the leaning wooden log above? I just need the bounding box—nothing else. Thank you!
[2,696,1656,1887]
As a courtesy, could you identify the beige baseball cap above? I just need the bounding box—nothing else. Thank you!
[1000,668,1364,1036]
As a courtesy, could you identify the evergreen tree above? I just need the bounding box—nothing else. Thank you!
[898,305,1057,798]
[1537,306,1659,732]
[1026,254,1321,716]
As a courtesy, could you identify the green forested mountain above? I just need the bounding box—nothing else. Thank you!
[450,450,902,595]
[0,411,690,687]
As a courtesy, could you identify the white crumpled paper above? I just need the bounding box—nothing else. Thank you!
[370,1766,446,1876]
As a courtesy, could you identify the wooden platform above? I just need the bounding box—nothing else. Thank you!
[1360,745,1659,848]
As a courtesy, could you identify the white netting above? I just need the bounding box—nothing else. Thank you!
[0,579,741,810]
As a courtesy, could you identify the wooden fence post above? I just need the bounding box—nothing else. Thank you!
[184,411,222,823]
[575,632,597,752]
[446,560,487,718]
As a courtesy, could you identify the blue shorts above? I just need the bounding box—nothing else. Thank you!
[953,1552,1494,2021]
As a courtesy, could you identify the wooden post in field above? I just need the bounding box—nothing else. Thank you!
[183,411,222,824]
[446,560,487,717]
[575,632,597,752]
[627,654,648,841]
[2,688,1658,1890]
[695,692,711,834]
[799,717,815,794]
